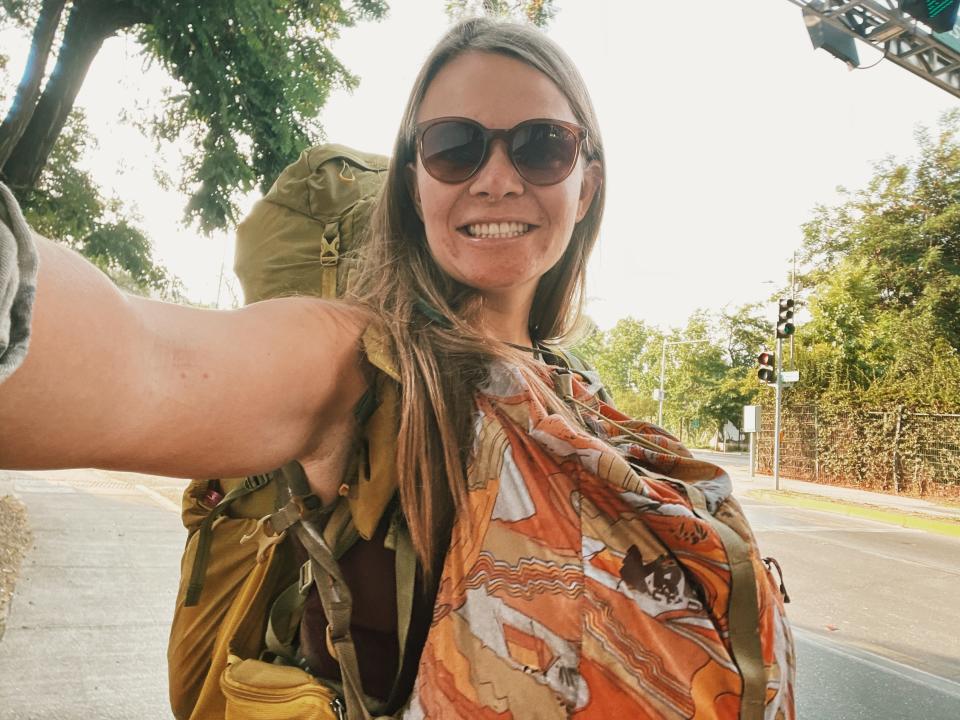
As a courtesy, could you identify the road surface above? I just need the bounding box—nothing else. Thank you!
[2,466,959,718]
[700,451,960,719]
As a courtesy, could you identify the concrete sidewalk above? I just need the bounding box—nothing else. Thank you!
[0,469,187,720]
[700,451,960,522]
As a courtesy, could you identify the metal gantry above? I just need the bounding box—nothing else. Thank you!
[785,0,960,98]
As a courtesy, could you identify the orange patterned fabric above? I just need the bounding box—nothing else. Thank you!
[402,363,795,719]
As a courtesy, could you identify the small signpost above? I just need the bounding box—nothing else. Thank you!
[743,405,761,477]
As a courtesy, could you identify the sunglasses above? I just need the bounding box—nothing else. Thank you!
[415,116,588,186]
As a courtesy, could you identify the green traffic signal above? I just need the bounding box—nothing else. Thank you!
[777,298,795,339]
[901,0,960,33]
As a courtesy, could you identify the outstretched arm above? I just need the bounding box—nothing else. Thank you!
[0,233,370,495]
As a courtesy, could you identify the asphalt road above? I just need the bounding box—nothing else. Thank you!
[693,449,750,468]
[730,464,960,719]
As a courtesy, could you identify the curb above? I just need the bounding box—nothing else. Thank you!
[748,489,960,539]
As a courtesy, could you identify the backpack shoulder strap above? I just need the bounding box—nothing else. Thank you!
[295,521,390,720]
[339,324,401,540]
[650,476,766,720]
[550,346,614,405]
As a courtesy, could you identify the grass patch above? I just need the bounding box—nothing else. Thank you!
[747,489,960,539]
[0,494,32,640]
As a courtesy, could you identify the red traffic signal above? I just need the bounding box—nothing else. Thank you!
[758,351,776,384]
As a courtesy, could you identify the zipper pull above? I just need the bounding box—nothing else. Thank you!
[763,556,791,603]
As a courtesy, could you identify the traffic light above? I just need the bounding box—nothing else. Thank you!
[758,351,776,384]
[901,1,960,33]
[802,7,861,67]
[777,298,795,339]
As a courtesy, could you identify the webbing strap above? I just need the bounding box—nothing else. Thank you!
[553,348,613,405]
[321,265,337,298]
[677,480,766,720]
[353,387,378,426]
[320,221,340,298]
[322,500,361,560]
[264,577,308,662]
[385,511,416,707]
[283,461,313,498]
[263,463,324,537]
[184,473,272,606]
[295,522,384,720]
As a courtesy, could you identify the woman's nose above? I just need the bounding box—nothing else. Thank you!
[468,140,524,200]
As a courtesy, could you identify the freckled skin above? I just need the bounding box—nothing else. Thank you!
[409,52,601,326]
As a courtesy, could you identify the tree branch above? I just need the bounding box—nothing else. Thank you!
[1,0,148,188]
[0,0,67,169]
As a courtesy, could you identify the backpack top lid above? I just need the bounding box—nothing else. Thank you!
[235,144,389,304]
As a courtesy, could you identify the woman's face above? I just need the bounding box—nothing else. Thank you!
[409,51,602,313]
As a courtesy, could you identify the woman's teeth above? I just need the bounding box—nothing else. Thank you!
[465,222,530,238]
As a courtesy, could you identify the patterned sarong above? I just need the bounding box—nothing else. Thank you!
[403,363,795,719]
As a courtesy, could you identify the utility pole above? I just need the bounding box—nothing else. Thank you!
[774,335,783,491]
[658,341,667,427]
[790,252,797,370]
[657,338,709,429]
[774,298,795,490]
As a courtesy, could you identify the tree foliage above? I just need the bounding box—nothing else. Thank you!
[139,0,388,232]
[1,0,38,26]
[18,109,182,298]
[445,0,556,26]
[0,0,388,234]
[573,306,770,446]
[796,109,960,410]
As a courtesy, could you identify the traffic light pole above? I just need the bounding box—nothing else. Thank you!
[657,340,667,427]
[774,337,783,491]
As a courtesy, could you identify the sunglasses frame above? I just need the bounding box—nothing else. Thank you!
[414,116,588,186]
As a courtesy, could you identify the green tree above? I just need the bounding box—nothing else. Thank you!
[704,302,771,441]
[445,0,556,26]
[18,108,181,298]
[0,0,388,233]
[572,316,659,419]
[718,302,771,368]
[797,109,960,409]
[574,307,772,442]
[659,313,726,444]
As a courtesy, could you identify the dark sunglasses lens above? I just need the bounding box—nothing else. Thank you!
[420,121,485,182]
[511,123,579,184]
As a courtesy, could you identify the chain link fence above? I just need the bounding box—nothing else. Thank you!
[756,403,960,499]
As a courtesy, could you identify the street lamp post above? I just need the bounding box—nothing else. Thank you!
[657,338,709,429]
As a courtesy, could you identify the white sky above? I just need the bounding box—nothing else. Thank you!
[1,0,956,329]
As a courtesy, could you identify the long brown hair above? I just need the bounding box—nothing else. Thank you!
[349,17,606,577]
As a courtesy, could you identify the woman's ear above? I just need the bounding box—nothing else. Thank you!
[405,162,423,221]
[575,160,603,222]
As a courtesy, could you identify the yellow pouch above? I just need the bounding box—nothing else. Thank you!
[221,656,343,720]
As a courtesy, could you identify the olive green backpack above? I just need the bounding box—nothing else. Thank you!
[235,143,388,303]
[167,144,608,720]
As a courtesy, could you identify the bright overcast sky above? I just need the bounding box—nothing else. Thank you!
[1,0,956,329]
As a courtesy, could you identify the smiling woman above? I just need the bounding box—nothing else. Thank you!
[407,53,601,325]
[0,16,795,720]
